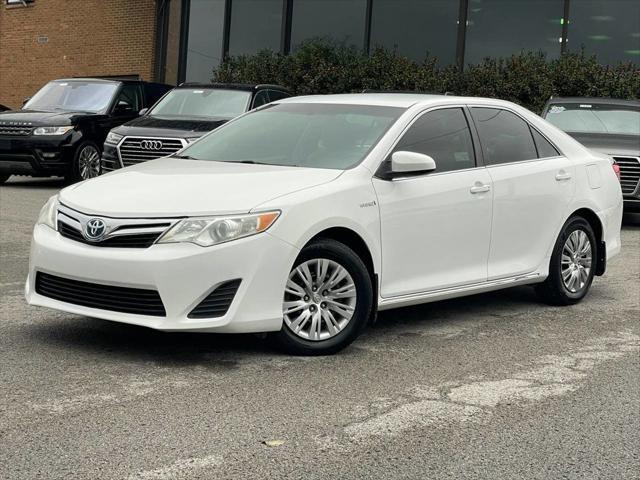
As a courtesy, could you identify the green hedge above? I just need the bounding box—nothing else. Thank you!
[214,41,640,113]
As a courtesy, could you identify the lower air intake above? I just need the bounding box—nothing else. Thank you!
[188,280,241,319]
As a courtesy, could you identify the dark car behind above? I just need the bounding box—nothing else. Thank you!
[0,78,171,184]
[100,83,290,173]
[541,97,640,212]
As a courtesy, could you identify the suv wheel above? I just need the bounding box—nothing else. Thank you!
[273,239,373,355]
[535,216,596,306]
[67,142,101,183]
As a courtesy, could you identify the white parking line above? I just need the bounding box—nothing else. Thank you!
[127,454,223,480]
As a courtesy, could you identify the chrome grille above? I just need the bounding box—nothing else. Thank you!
[613,156,640,195]
[118,137,185,167]
[0,124,32,136]
[57,204,178,249]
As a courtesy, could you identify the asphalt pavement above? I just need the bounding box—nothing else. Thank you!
[1,176,639,480]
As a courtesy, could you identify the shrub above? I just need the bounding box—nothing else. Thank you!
[214,40,640,113]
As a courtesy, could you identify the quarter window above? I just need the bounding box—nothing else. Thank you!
[393,108,476,173]
[531,128,560,158]
[471,108,538,165]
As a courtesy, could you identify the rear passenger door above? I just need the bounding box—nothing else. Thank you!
[469,107,575,280]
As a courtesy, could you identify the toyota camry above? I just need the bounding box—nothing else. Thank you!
[26,94,623,355]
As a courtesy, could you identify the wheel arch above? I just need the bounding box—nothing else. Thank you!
[569,207,606,276]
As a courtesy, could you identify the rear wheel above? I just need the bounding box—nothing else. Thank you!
[273,239,373,355]
[535,216,596,306]
[66,142,101,183]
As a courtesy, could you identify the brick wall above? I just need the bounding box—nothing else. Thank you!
[0,0,158,110]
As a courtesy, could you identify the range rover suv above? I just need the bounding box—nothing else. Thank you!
[0,78,171,184]
[542,97,640,212]
[100,83,290,173]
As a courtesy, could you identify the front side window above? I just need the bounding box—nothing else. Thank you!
[252,91,270,109]
[471,108,538,165]
[393,108,476,173]
[178,103,403,170]
[24,81,118,113]
[149,89,251,119]
[115,85,141,112]
[544,103,640,136]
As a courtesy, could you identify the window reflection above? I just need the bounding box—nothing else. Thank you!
[229,0,283,56]
[185,0,225,82]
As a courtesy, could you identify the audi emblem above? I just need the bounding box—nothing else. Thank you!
[84,218,107,241]
[140,140,163,150]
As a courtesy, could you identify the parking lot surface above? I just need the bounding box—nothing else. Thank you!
[1,177,639,480]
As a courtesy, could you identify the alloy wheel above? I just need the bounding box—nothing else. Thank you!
[561,229,592,293]
[78,145,101,180]
[283,258,357,341]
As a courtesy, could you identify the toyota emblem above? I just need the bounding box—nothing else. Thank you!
[84,218,107,241]
[140,140,163,150]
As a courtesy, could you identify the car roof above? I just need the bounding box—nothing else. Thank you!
[178,82,289,92]
[278,93,522,109]
[546,96,640,107]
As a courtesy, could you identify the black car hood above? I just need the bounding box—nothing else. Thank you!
[0,109,98,126]
[111,115,230,139]
[567,132,640,157]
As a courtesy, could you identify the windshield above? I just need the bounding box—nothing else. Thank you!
[545,103,640,136]
[23,81,118,113]
[149,88,251,119]
[178,103,403,170]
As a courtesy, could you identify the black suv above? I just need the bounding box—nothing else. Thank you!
[101,83,290,173]
[0,78,171,184]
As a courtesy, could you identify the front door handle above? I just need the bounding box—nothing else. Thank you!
[470,184,491,194]
[555,171,572,181]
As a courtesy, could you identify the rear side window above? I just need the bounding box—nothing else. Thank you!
[531,128,560,158]
[393,108,476,173]
[471,108,537,165]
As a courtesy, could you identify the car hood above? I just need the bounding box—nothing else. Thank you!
[566,132,640,157]
[59,157,343,217]
[112,115,229,139]
[0,109,96,126]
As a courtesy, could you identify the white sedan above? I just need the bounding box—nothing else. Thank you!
[26,94,623,354]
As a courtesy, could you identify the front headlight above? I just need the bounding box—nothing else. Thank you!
[33,126,74,136]
[36,195,59,230]
[105,132,124,145]
[157,211,280,247]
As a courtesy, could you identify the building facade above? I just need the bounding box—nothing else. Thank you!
[1,0,638,109]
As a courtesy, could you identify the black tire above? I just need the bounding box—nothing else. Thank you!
[66,141,101,183]
[535,216,597,306]
[273,239,374,355]
[0,174,9,185]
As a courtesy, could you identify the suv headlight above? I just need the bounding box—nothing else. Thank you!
[105,132,123,145]
[37,195,59,230]
[157,211,280,247]
[33,126,74,136]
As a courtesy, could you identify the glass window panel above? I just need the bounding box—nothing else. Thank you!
[531,129,560,158]
[185,0,226,82]
[471,108,538,165]
[290,0,366,50]
[229,0,283,56]
[370,0,459,64]
[568,0,640,65]
[394,108,476,173]
[465,0,564,64]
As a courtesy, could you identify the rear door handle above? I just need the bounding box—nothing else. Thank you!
[470,184,491,194]
[555,171,572,181]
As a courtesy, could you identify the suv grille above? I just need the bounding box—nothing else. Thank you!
[0,125,32,136]
[613,156,640,194]
[35,272,166,317]
[118,137,185,167]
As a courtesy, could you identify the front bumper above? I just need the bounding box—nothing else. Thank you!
[0,134,76,176]
[26,224,299,333]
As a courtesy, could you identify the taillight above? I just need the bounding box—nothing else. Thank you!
[612,161,621,181]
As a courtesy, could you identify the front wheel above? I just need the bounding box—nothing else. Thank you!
[66,142,101,183]
[535,216,596,306]
[273,239,373,355]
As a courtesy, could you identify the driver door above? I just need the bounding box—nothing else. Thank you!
[374,107,493,297]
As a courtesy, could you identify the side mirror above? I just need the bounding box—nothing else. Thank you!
[114,100,134,115]
[380,151,436,179]
[138,108,149,116]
